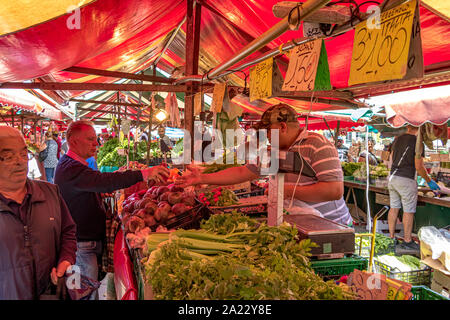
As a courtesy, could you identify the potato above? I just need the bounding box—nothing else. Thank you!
[168,184,184,193]
[123,203,135,213]
[158,201,170,208]
[135,209,146,219]
[144,214,156,227]
[155,204,171,222]
[171,203,190,215]
[159,192,170,202]
[418,191,424,197]
[126,216,145,233]
[154,208,161,222]
[156,186,169,197]
[181,195,196,207]
[144,201,158,215]
[168,192,183,205]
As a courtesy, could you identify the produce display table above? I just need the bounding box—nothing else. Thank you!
[344,180,450,233]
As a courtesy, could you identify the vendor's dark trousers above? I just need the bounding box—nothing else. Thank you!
[75,240,103,300]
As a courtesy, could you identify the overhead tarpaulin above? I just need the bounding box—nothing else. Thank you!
[0,89,62,120]
[0,1,448,90]
[374,85,450,127]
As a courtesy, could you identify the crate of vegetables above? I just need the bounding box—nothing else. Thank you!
[410,285,449,300]
[310,255,368,280]
[374,255,432,286]
[199,188,268,216]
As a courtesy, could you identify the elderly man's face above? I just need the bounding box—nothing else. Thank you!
[70,125,98,159]
[0,137,29,188]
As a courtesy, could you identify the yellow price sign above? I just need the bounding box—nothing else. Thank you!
[249,57,273,102]
[348,0,417,85]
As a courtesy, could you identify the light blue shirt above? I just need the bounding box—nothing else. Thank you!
[86,157,98,171]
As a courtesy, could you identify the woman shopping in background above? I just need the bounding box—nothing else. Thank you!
[41,132,59,183]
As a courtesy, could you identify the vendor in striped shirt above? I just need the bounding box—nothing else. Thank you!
[176,103,352,226]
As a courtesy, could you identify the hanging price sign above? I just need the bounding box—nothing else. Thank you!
[282,38,331,91]
[348,0,422,85]
[249,57,273,101]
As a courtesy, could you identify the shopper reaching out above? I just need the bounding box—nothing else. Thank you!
[54,120,169,299]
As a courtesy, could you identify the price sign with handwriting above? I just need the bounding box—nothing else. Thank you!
[348,0,418,85]
[282,39,331,92]
[249,58,273,102]
[210,82,227,113]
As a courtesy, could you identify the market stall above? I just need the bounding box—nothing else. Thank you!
[0,0,449,302]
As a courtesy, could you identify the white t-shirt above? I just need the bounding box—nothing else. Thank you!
[27,154,41,179]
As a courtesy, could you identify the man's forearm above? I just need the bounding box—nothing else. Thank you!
[201,166,258,186]
[287,181,344,203]
[416,166,431,183]
[415,158,431,183]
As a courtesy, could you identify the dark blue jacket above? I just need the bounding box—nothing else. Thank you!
[0,180,77,300]
[55,155,143,241]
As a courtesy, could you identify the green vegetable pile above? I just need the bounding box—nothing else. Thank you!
[355,233,395,257]
[352,163,389,180]
[142,213,355,300]
[342,162,363,177]
[396,255,421,270]
[97,139,159,167]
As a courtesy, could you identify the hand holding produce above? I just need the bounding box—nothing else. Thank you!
[175,165,202,187]
[427,180,440,191]
[142,165,170,183]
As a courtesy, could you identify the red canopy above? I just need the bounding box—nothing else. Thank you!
[0,90,62,120]
[0,0,448,118]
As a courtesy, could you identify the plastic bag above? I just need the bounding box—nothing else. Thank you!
[418,226,450,260]
[283,199,323,217]
[65,271,101,300]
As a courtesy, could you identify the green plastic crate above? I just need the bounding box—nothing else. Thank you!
[373,259,432,286]
[310,255,368,279]
[100,166,119,173]
[411,286,449,300]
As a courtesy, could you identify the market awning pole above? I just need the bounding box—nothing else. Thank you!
[206,0,331,79]
[334,120,341,147]
[365,125,372,232]
[184,0,201,162]
[153,13,187,68]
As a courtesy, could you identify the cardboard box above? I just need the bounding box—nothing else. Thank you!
[440,154,450,161]
[420,241,450,273]
[431,270,450,299]
[430,154,441,162]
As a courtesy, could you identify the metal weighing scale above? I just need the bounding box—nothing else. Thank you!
[267,150,355,259]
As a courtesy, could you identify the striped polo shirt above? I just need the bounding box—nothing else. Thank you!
[246,128,352,226]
